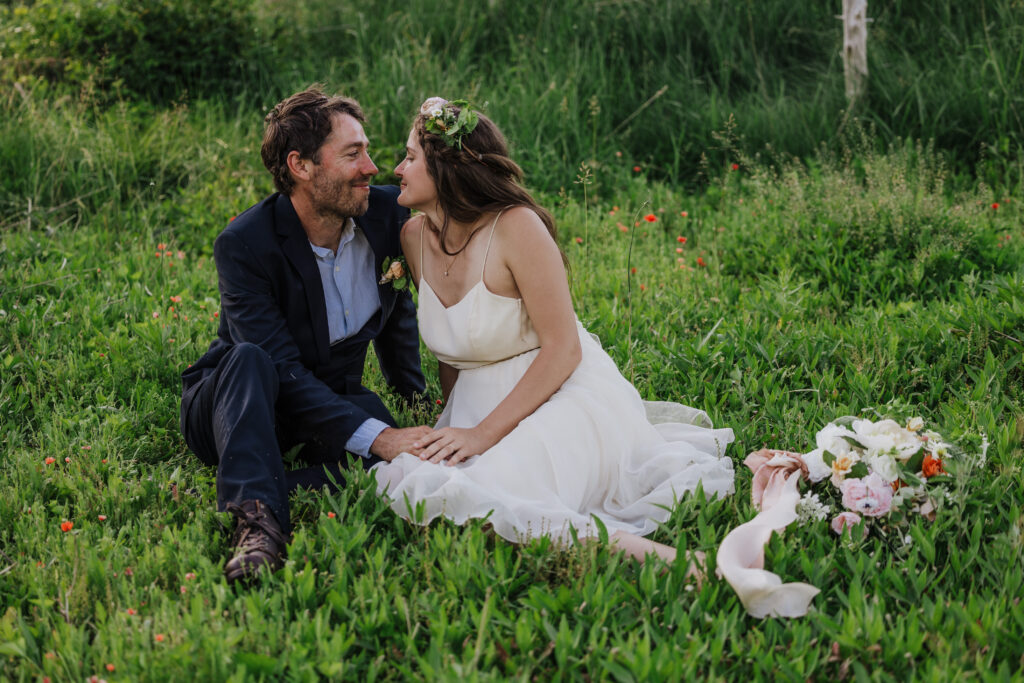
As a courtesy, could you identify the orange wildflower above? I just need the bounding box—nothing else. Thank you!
[644,214,657,223]
[60,521,73,532]
[922,454,946,478]
[44,457,55,465]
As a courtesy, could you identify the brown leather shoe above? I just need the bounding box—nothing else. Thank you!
[223,500,287,583]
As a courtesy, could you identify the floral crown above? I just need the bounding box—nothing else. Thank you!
[419,97,480,149]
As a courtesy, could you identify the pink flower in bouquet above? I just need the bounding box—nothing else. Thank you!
[840,473,893,517]
[831,511,865,536]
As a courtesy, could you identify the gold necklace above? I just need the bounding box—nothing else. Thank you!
[439,216,489,276]
[442,251,460,277]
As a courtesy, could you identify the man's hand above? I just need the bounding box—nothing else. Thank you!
[371,426,434,462]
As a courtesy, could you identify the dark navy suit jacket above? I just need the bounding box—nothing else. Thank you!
[181,186,425,443]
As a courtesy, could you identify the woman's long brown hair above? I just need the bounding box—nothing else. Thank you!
[414,106,567,265]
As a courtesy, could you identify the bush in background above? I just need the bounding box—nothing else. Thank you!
[0,0,277,102]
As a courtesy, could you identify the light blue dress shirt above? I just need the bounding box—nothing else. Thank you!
[309,218,388,458]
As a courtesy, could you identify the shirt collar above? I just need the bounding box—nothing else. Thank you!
[308,217,358,258]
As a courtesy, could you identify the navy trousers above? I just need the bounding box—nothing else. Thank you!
[180,342,393,533]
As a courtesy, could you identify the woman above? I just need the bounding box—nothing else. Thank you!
[371,98,734,563]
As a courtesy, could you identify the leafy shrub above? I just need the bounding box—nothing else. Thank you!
[0,0,275,102]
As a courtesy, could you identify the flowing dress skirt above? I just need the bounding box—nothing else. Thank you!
[372,325,735,543]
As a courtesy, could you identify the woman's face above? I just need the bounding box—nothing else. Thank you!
[394,128,438,212]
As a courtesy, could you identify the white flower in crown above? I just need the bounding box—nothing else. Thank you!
[420,97,448,118]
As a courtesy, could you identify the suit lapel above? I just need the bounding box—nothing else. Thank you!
[275,195,331,365]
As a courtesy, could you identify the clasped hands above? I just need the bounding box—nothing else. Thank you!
[371,425,492,465]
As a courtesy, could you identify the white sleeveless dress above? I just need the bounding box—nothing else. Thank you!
[371,214,735,543]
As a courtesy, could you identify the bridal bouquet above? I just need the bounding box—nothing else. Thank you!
[720,412,984,618]
[783,415,975,537]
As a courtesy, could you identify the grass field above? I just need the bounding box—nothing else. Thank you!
[2,1,1024,680]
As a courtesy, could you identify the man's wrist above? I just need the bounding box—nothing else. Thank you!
[347,418,390,458]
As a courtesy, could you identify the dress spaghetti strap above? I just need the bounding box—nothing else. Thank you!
[479,208,507,281]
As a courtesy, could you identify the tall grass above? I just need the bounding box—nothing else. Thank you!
[3,0,1023,191]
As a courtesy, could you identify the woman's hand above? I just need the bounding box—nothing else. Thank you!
[414,427,495,465]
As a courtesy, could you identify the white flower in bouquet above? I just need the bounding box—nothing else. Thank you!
[851,418,921,462]
[801,448,833,483]
[795,491,830,525]
[804,422,858,483]
[865,452,901,483]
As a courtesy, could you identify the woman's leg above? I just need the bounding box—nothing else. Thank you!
[610,531,706,583]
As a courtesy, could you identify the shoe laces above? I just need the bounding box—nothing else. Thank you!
[225,502,287,554]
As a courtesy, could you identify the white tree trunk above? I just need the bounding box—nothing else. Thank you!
[842,0,869,104]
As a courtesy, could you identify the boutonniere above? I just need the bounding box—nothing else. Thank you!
[379,256,410,291]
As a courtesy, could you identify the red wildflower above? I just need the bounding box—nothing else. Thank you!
[213,312,219,318]
[157,243,167,250]
[155,634,165,642]
[992,202,999,210]
[676,247,683,254]
[327,511,336,518]
[98,515,107,521]
[106,664,115,672]
[64,457,70,463]
[677,236,686,243]
[639,284,647,291]
[44,457,55,465]
[126,608,137,615]
[632,166,641,172]
[644,214,657,223]
[435,399,443,405]
[697,257,706,267]
[170,295,182,303]
[731,163,739,171]
[630,267,637,274]
[575,237,583,244]
[680,211,688,217]
[60,521,73,532]
[123,567,133,576]
[229,215,236,222]
[617,222,628,232]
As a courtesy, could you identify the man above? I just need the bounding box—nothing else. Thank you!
[180,87,431,582]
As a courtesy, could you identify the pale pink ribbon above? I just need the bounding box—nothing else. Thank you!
[716,449,820,618]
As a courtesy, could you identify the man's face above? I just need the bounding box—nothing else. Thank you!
[307,113,379,219]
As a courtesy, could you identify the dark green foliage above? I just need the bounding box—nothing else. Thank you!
[0,0,275,102]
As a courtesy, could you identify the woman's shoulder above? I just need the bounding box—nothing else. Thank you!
[494,205,554,249]
[401,213,428,244]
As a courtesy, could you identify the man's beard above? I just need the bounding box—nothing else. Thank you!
[310,169,370,220]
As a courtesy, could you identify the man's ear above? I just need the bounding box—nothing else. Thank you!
[286,150,312,183]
